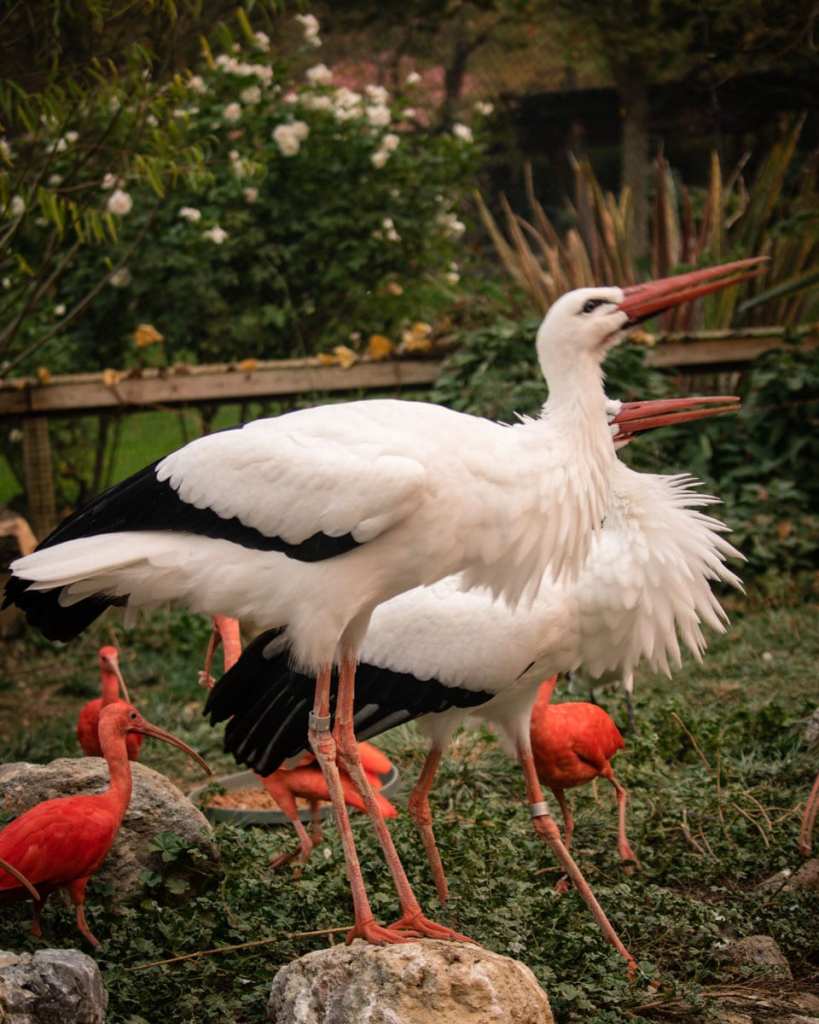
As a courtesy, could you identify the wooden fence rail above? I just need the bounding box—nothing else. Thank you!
[2,325,816,539]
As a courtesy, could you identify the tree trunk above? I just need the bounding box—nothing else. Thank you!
[616,71,651,263]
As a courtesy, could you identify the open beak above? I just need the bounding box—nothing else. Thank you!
[133,720,212,775]
[0,855,40,901]
[618,257,767,326]
[611,395,741,442]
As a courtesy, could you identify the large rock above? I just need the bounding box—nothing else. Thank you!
[0,759,219,900]
[267,939,553,1024]
[757,858,819,895]
[718,935,792,980]
[0,948,106,1024]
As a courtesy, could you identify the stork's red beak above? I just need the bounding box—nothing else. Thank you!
[611,395,741,442]
[618,257,767,325]
[103,654,131,704]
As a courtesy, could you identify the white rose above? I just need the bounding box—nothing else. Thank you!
[334,87,361,110]
[203,225,228,245]
[289,120,309,141]
[253,64,274,85]
[54,304,66,316]
[48,174,63,186]
[438,211,465,238]
[0,138,11,162]
[446,271,460,285]
[370,149,389,169]
[273,125,300,157]
[306,63,332,85]
[474,100,494,116]
[240,85,261,105]
[243,187,258,204]
[302,94,333,112]
[106,189,133,216]
[366,104,391,127]
[179,206,202,223]
[253,31,271,52]
[101,172,118,190]
[223,102,242,123]
[109,267,132,288]
[188,75,207,95]
[146,114,158,127]
[405,71,421,85]
[365,84,389,104]
[452,122,473,143]
[381,133,400,152]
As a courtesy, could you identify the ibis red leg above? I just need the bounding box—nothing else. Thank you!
[407,745,450,904]
[605,767,640,867]
[517,740,636,971]
[334,657,471,943]
[261,773,316,871]
[69,878,100,948]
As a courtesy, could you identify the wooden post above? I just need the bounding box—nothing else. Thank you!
[22,416,56,540]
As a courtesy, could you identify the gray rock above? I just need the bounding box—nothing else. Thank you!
[718,934,792,980]
[0,948,106,1024]
[267,939,553,1024]
[0,759,219,900]
[804,708,819,747]
[757,858,819,895]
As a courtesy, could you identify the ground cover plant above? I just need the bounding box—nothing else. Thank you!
[0,588,816,1023]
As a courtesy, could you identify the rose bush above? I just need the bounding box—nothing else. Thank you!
[9,13,485,373]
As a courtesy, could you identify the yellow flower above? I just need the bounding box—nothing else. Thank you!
[35,366,52,385]
[627,328,655,347]
[317,352,338,366]
[400,321,434,353]
[367,335,394,361]
[385,281,403,296]
[133,323,164,348]
[333,345,358,369]
[237,358,258,373]
[102,368,123,387]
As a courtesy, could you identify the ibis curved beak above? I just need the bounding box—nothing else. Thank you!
[618,257,767,325]
[132,719,212,775]
[109,658,131,704]
[0,855,40,901]
[611,395,741,441]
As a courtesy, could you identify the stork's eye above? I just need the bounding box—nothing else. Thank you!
[581,298,604,314]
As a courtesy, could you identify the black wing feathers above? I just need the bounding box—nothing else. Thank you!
[204,628,494,776]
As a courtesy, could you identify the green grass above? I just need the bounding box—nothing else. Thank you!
[0,592,817,1023]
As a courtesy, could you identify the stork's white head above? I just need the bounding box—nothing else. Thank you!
[535,287,627,385]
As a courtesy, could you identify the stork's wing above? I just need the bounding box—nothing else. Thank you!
[156,422,427,549]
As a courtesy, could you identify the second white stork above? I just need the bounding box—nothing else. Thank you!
[6,259,760,947]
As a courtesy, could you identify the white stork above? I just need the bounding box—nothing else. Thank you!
[207,436,743,940]
[7,259,760,950]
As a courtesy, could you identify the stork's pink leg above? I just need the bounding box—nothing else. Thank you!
[551,786,574,895]
[518,740,637,972]
[604,767,640,866]
[334,657,471,943]
[308,663,404,945]
[309,799,324,845]
[407,745,449,904]
[799,770,819,857]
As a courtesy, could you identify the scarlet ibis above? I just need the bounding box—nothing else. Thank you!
[207,395,742,963]
[76,645,142,761]
[800,771,819,856]
[261,753,397,870]
[529,676,637,890]
[0,702,210,947]
[7,260,761,946]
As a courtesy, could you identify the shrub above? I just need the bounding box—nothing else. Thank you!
[10,16,484,375]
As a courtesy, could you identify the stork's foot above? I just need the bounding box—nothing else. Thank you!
[388,911,473,943]
[347,917,418,945]
[799,839,812,857]
[554,875,571,895]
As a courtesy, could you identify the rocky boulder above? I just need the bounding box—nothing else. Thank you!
[0,758,219,900]
[0,948,106,1024]
[718,934,792,980]
[267,939,553,1024]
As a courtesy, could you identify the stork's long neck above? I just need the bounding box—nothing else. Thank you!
[540,349,608,423]
[97,722,133,825]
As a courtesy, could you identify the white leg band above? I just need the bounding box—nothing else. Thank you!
[530,801,551,819]
[309,711,332,733]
